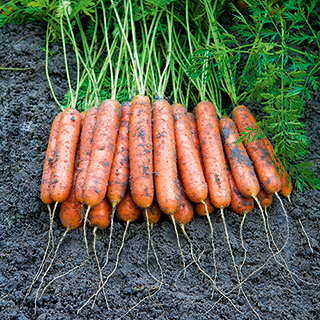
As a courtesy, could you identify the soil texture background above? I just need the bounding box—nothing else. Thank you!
[0,21,320,320]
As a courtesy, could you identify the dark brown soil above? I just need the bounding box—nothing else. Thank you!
[0,22,319,320]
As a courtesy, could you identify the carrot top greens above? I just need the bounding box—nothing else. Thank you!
[1,0,319,191]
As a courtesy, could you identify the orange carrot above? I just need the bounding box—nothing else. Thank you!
[231,105,281,195]
[75,107,99,204]
[41,113,62,205]
[220,116,260,198]
[83,100,121,207]
[257,187,273,209]
[143,201,162,225]
[50,108,81,203]
[226,164,254,216]
[195,101,231,209]
[88,199,112,229]
[187,112,215,216]
[263,137,292,199]
[117,190,142,223]
[194,198,215,217]
[173,103,208,204]
[129,95,154,209]
[152,99,181,214]
[106,101,131,207]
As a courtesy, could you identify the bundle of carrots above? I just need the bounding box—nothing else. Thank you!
[40,97,292,232]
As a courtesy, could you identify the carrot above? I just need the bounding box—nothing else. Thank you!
[143,201,162,225]
[117,190,142,223]
[220,116,260,199]
[231,107,299,285]
[187,109,217,275]
[173,103,208,204]
[32,116,83,311]
[83,100,121,207]
[187,112,215,216]
[129,95,154,209]
[187,112,202,165]
[231,105,281,195]
[152,99,181,214]
[226,165,254,216]
[195,101,231,209]
[194,198,215,216]
[88,199,111,230]
[103,101,131,272]
[26,112,63,306]
[171,190,193,226]
[263,137,292,200]
[60,130,83,229]
[257,187,273,209]
[50,108,81,203]
[41,113,62,205]
[75,107,99,204]
[59,195,83,230]
[107,101,131,207]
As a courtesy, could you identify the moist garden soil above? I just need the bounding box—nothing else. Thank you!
[0,21,320,320]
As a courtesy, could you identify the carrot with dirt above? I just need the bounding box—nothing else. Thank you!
[220,113,281,295]
[187,112,215,216]
[226,164,254,216]
[104,101,131,269]
[231,106,301,283]
[82,99,121,207]
[231,105,281,195]
[152,99,181,215]
[172,103,208,204]
[75,107,99,204]
[28,107,81,308]
[82,99,120,258]
[263,137,292,201]
[41,113,63,206]
[50,108,82,203]
[195,101,231,209]
[33,113,83,312]
[25,112,63,307]
[129,95,154,209]
[219,116,260,199]
[106,102,131,208]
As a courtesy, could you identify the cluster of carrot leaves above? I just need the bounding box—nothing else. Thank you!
[186,0,320,191]
[232,0,320,192]
[1,0,320,191]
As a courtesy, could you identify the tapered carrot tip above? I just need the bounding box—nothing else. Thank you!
[60,200,83,229]
[171,201,193,225]
[117,191,141,223]
[88,199,111,229]
[143,202,162,225]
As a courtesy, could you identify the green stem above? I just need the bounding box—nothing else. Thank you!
[45,26,63,111]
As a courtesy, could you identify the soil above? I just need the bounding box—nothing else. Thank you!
[0,21,320,320]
